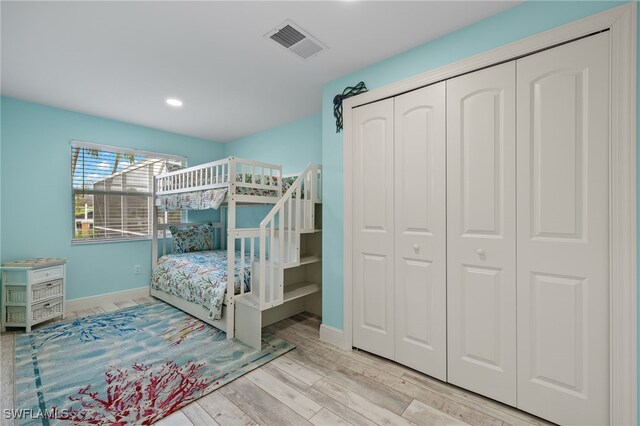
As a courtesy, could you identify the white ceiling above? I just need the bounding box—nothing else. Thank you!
[1,1,519,142]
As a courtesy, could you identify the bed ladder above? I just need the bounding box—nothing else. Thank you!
[235,163,322,349]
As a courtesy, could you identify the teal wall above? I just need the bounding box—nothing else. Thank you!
[224,113,323,229]
[0,100,321,301]
[224,113,322,174]
[320,0,627,332]
[0,97,223,300]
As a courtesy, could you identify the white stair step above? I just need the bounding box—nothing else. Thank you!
[235,282,321,309]
[235,293,260,309]
[283,255,322,269]
[299,255,322,265]
[300,229,322,234]
[284,281,321,302]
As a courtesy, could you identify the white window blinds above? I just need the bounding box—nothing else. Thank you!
[71,142,185,242]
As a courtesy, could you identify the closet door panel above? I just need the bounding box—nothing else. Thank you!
[516,32,610,426]
[394,82,447,380]
[447,61,517,406]
[352,99,395,359]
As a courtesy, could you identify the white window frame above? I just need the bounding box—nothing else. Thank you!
[70,140,187,244]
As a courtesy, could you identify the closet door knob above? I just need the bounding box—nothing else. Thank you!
[413,244,420,253]
[476,248,485,256]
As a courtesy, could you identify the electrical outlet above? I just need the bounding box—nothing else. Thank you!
[134,265,141,275]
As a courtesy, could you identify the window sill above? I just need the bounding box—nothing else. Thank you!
[71,236,175,246]
[71,236,152,245]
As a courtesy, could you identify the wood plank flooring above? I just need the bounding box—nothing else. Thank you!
[0,298,553,426]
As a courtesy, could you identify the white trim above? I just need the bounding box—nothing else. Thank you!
[70,140,187,162]
[71,235,153,245]
[608,4,637,425]
[65,286,150,314]
[319,324,347,350]
[342,4,636,425]
[343,102,354,355]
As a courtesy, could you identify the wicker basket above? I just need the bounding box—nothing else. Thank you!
[32,280,64,303]
[6,298,64,325]
[6,306,26,324]
[32,298,64,324]
[5,286,27,304]
[5,279,63,305]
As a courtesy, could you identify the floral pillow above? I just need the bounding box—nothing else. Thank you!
[169,223,215,254]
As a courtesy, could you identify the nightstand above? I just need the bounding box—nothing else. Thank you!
[1,258,67,332]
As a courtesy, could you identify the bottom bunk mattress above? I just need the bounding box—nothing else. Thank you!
[151,250,253,321]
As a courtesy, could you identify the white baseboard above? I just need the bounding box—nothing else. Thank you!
[66,287,150,313]
[320,324,347,350]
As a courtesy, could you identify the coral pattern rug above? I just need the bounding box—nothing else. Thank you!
[14,302,294,425]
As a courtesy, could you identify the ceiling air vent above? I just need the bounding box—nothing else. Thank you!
[266,20,327,60]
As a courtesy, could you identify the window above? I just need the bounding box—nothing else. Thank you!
[72,142,185,243]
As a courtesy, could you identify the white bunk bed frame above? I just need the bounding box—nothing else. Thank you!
[151,156,322,348]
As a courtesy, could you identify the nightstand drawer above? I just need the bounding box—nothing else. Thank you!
[32,279,64,303]
[5,279,64,305]
[31,265,64,284]
[32,297,64,325]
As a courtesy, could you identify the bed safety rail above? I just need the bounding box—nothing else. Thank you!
[155,157,282,197]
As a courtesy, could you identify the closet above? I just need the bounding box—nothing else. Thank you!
[351,32,610,426]
[352,82,447,380]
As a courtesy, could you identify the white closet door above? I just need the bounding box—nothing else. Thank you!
[394,82,447,380]
[516,32,610,426]
[352,98,395,359]
[447,61,517,405]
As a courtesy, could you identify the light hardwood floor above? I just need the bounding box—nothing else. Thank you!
[0,298,553,426]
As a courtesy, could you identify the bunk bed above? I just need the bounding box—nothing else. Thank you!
[151,157,282,336]
[150,156,322,349]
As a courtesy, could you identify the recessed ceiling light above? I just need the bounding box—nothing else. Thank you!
[166,98,183,107]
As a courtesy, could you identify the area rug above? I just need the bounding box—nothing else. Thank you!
[13,302,294,425]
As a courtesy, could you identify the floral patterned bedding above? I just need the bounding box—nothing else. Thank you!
[156,188,228,211]
[156,175,302,211]
[151,250,254,321]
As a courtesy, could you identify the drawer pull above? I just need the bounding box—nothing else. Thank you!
[46,283,53,287]
[42,303,51,308]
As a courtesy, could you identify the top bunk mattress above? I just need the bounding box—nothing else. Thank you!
[155,175,301,211]
[151,250,254,321]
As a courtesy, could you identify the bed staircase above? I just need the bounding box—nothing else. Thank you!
[233,163,322,349]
